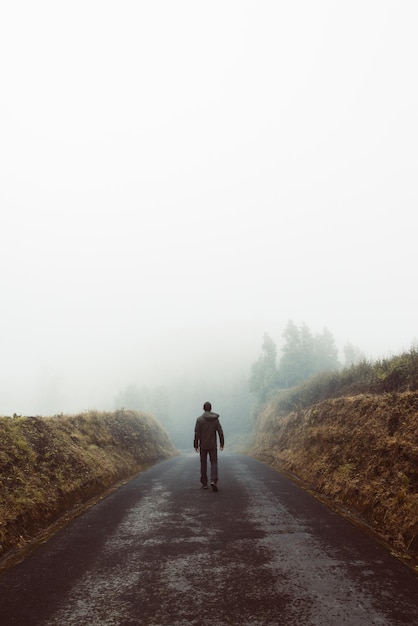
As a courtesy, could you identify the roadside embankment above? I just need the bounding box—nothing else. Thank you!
[0,410,177,562]
[249,392,418,566]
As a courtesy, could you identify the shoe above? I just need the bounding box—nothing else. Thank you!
[202,484,208,489]
[211,482,218,492]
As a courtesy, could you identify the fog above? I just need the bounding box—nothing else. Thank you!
[1,2,417,434]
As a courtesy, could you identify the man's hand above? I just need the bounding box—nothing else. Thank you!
[194,447,199,453]
[220,446,224,451]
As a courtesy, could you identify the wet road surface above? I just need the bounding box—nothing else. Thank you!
[1,452,418,625]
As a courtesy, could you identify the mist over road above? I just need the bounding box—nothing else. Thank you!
[1,454,417,625]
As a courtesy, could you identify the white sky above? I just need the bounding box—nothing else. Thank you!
[1,1,417,414]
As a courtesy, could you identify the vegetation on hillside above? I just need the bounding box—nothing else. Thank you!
[249,348,418,567]
[272,348,418,412]
[0,410,177,564]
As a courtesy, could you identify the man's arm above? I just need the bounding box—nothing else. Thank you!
[217,421,224,451]
[194,419,200,452]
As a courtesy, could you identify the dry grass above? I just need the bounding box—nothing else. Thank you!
[249,391,418,567]
[0,410,177,561]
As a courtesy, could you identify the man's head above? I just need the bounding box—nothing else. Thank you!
[203,401,212,412]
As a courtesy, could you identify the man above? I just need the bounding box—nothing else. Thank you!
[194,401,224,491]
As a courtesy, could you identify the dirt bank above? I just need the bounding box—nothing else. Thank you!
[0,410,177,565]
[249,391,418,567]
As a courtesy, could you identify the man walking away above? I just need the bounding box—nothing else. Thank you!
[194,401,224,491]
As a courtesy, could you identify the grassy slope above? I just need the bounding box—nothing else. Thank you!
[249,391,418,566]
[0,410,177,562]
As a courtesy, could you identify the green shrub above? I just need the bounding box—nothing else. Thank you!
[272,349,418,411]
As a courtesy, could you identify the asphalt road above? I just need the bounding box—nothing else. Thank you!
[1,452,418,626]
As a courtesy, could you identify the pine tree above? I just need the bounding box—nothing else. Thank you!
[248,333,278,402]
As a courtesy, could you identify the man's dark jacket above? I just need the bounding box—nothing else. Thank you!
[194,411,224,450]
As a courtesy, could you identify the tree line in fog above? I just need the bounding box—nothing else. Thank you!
[114,320,364,447]
[249,320,364,403]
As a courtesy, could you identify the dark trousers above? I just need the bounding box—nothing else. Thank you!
[200,448,218,486]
